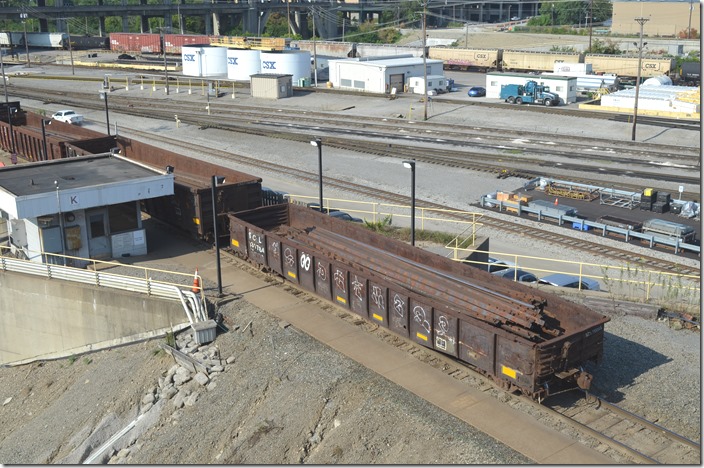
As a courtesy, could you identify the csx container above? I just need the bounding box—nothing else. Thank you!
[260,50,311,83]
[228,203,610,401]
[227,49,261,81]
[182,45,227,78]
[428,47,500,71]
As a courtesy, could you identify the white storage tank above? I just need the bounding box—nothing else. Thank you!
[260,50,311,83]
[643,75,673,86]
[227,49,261,81]
[182,45,227,78]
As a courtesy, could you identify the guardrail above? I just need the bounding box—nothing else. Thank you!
[480,196,700,255]
[0,246,205,306]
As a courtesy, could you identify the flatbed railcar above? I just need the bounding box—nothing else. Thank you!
[228,203,610,401]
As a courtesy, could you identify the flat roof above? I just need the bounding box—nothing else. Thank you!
[0,154,165,196]
[334,57,444,68]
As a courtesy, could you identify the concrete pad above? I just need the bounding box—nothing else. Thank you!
[273,302,359,343]
[327,332,421,375]
[383,363,485,407]
[453,398,614,464]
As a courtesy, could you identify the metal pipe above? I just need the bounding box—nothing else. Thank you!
[100,90,110,135]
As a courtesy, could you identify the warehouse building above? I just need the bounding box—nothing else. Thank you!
[327,56,444,94]
[486,72,578,104]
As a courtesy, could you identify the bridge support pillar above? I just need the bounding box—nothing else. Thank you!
[204,12,213,35]
[212,12,220,36]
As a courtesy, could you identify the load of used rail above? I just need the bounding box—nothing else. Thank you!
[228,203,606,343]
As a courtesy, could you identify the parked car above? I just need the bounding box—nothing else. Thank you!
[306,202,338,214]
[261,186,289,205]
[467,86,486,97]
[51,109,84,125]
[538,273,601,291]
[329,211,363,223]
[486,256,515,273]
[492,268,538,283]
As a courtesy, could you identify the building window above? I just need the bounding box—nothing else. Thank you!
[353,80,365,89]
[341,78,352,87]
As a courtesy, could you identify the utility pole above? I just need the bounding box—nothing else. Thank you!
[422,0,427,121]
[161,30,169,95]
[631,17,649,142]
[588,0,593,52]
[687,0,693,39]
[20,11,29,68]
[311,7,318,87]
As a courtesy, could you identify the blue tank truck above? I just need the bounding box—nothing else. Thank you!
[500,80,560,106]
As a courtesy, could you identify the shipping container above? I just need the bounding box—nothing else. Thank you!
[164,34,210,55]
[228,203,610,400]
[109,33,162,54]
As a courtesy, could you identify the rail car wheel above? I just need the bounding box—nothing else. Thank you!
[515,97,523,104]
[507,96,515,104]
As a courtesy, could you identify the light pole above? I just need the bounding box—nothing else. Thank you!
[258,11,264,36]
[99,88,110,135]
[632,17,649,142]
[41,118,51,160]
[402,160,416,246]
[421,0,428,121]
[211,175,226,296]
[310,138,323,211]
[551,4,555,26]
[160,31,170,95]
[20,12,29,68]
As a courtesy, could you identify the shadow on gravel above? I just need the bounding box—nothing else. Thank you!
[586,331,671,403]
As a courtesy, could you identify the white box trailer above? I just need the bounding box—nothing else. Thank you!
[408,75,448,94]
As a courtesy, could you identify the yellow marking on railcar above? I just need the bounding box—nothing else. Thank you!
[231,239,239,247]
[336,296,346,304]
[193,217,200,225]
[287,272,297,279]
[372,313,383,322]
[416,332,428,341]
[501,365,517,379]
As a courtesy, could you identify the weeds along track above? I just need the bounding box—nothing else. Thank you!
[123,127,698,276]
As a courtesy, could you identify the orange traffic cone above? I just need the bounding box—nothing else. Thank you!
[554,198,559,206]
[192,268,201,293]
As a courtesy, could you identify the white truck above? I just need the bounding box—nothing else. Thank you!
[51,109,84,125]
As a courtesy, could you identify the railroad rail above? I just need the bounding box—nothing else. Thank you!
[117,126,700,276]
[222,246,701,464]
[15,85,699,196]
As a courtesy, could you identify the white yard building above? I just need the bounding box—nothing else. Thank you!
[328,56,444,94]
[486,72,578,104]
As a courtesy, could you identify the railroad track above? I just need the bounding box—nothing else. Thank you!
[222,248,701,464]
[120,126,699,275]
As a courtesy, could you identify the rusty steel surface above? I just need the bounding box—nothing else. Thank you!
[228,203,610,399]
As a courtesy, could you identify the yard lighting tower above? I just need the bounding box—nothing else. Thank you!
[310,138,323,212]
[421,0,428,121]
[402,160,416,246]
[0,48,15,153]
[631,17,649,141]
[211,175,226,296]
[20,12,29,67]
[99,88,110,135]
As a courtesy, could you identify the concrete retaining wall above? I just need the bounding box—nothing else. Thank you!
[0,271,190,365]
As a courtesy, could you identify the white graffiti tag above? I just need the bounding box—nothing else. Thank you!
[284,248,295,267]
[371,285,385,311]
[316,261,327,281]
[437,315,449,336]
[393,294,405,317]
[334,269,346,293]
[413,305,431,334]
[352,276,364,301]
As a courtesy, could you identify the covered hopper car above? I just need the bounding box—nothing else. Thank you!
[501,49,584,73]
[228,203,610,401]
[428,47,500,71]
[0,32,68,49]
[584,54,675,79]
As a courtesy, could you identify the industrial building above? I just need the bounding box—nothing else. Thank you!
[0,154,174,267]
[486,72,578,104]
[327,56,444,94]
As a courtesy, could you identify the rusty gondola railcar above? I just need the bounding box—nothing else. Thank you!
[227,203,610,401]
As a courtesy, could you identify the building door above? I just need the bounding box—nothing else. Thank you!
[87,208,111,259]
[389,73,405,93]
